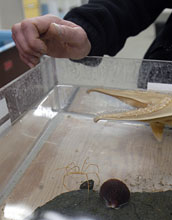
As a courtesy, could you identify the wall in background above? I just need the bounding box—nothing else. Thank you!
[40,0,82,18]
[0,0,87,29]
[0,0,24,29]
[22,0,40,18]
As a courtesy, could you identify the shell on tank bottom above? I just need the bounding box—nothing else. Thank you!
[99,178,130,209]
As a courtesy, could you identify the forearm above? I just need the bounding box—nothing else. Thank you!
[65,0,169,56]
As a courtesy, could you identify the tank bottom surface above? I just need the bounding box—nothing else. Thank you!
[27,189,172,220]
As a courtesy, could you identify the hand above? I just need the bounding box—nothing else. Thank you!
[12,14,91,68]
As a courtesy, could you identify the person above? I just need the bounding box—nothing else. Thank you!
[12,0,172,69]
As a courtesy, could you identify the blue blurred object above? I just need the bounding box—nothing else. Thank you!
[0,30,12,41]
[41,3,49,15]
[0,42,15,53]
[0,30,14,52]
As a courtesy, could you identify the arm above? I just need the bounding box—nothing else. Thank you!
[65,0,170,56]
[12,0,170,67]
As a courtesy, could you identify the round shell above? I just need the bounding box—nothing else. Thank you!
[99,178,130,209]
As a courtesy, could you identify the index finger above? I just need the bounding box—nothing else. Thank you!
[21,19,47,54]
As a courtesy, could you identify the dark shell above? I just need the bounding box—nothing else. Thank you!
[99,178,130,209]
[80,179,94,190]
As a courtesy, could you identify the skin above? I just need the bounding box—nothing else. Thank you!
[12,14,91,68]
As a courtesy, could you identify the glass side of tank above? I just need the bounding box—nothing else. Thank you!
[0,56,172,220]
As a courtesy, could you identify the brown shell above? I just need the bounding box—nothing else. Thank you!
[99,179,130,209]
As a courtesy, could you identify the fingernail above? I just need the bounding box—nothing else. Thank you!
[52,23,60,28]
[28,63,34,68]
[40,48,47,54]
[52,23,62,35]
[31,57,39,64]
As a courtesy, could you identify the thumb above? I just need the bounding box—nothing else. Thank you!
[50,23,83,44]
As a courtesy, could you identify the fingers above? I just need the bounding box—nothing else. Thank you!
[42,22,91,59]
[51,23,83,44]
[12,21,47,67]
[12,14,91,64]
[19,53,39,68]
[21,20,47,54]
[51,23,91,58]
[14,37,40,68]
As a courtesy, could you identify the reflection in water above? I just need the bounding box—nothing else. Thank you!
[4,204,32,220]
[34,106,57,119]
[4,205,95,220]
[40,212,95,220]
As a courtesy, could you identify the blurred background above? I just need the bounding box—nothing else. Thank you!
[0,0,171,59]
[0,0,88,28]
[0,0,171,87]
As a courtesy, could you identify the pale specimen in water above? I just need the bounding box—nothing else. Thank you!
[56,157,100,191]
[87,88,172,142]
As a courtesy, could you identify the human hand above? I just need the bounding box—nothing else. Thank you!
[12,14,91,68]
